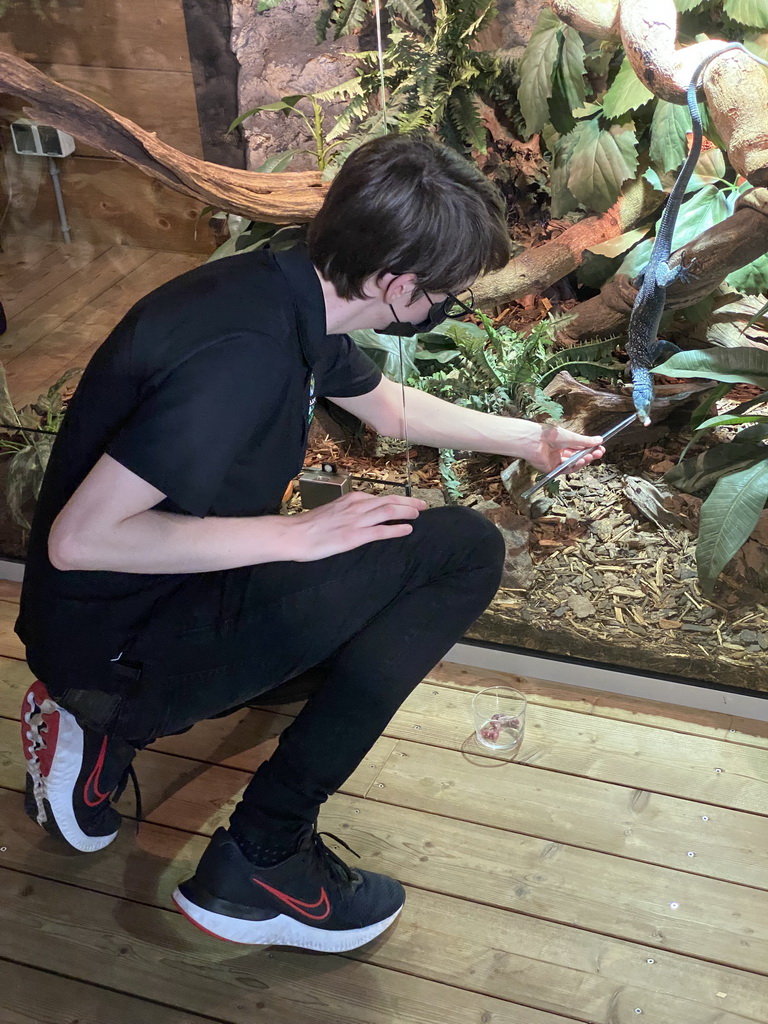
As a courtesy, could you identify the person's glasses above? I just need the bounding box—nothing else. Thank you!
[424,289,476,320]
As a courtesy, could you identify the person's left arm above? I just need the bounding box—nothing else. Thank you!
[328,375,605,475]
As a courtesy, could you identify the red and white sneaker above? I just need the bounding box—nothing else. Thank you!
[21,680,136,853]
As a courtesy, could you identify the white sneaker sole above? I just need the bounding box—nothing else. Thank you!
[22,686,118,853]
[172,888,402,952]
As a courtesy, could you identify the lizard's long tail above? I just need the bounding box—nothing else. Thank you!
[630,364,654,426]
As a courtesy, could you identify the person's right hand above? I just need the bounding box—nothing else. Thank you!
[285,491,428,562]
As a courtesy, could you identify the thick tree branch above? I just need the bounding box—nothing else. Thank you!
[0,51,327,222]
[471,176,662,307]
[560,189,768,343]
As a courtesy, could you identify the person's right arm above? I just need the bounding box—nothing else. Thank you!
[48,454,426,574]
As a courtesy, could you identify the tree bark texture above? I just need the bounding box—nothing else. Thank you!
[471,176,663,306]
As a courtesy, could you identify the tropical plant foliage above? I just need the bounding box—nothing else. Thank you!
[518,0,768,306]
[0,366,81,531]
[404,313,622,419]
[228,94,350,173]
[315,0,519,155]
[654,347,768,595]
[352,313,623,502]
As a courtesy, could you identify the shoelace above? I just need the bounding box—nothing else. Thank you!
[113,763,143,834]
[24,693,143,832]
[313,828,361,886]
[23,696,56,825]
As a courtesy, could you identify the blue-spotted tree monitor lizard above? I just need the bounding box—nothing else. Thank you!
[626,42,768,426]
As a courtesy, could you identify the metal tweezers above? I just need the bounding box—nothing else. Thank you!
[519,412,639,501]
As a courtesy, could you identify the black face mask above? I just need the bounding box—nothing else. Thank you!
[376,301,451,338]
[375,288,476,337]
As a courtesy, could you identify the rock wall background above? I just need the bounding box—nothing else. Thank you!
[229,0,546,171]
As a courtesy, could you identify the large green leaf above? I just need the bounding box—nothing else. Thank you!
[252,149,303,173]
[689,381,731,431]
[650,100,690,174]
[257,0,285,10]
[602,57,653,119]
[654,346,768,387]
[745,33,768,61]
[740,423,768,442]
[687,147,727,190]
[549,61,578,135]
[675,0,706,10]
[724,0,768,28]
[350,329,418,382]
[518,8,562,137]
[696,458,768,595]
[421,320,486,343]
[587,225,649,258]
[725,251,768,296]
[207,236,243,262]
[228,95,306,133]
[697,413,768,430]
[549,128,580,218]
[566,120,638,213]
[665,441,768,494]
[558,25,587,111]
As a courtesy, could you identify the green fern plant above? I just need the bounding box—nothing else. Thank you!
[315,0,520,155]
[438,447,465,504]
[409,314,623,421]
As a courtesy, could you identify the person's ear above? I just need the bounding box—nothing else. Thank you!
[381,272,418,306]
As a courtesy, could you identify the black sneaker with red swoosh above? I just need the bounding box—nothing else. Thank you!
[173,825,406,952]
[21,680,136,852]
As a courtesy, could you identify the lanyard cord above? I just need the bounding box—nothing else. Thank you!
[373,0,413,496]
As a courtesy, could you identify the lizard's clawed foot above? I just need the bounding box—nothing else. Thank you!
[678,251,699,284]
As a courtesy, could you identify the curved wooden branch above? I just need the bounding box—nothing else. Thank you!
[553,0,768,183]
[0,51,327,223]
[471,176,661,307]
[549,0,620,39]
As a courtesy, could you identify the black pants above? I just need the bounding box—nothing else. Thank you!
[61,507,504,832]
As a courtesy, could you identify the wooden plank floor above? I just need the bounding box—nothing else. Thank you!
[0,237,203,407]
[0,580,767,1023]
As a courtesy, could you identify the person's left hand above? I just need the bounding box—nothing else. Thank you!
[522,423,605,475]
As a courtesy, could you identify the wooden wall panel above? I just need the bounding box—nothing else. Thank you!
[0,0,218,251]
[5,154,215,254]
[0,0,193,72]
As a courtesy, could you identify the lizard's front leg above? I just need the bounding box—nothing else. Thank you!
[652,338,680,362]
[655,251,698,288]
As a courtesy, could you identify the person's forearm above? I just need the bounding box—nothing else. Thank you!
[51,507,297,574]
[399,386,539,458]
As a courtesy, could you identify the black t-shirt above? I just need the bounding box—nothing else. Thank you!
[16,244,381,689]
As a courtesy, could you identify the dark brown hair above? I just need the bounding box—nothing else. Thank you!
[307,133,511,300]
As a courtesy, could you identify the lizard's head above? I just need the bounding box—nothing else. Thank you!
[634,399,652,427]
